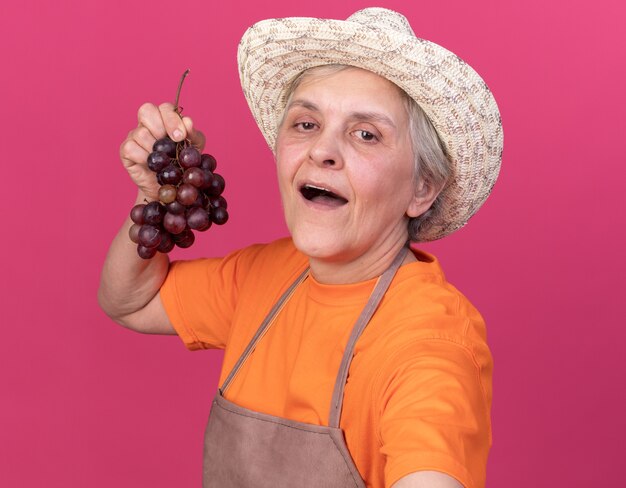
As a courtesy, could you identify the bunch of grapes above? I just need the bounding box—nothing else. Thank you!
[128,138,228,259]
[128,70,229,259]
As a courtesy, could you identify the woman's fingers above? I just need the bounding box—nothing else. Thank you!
[120,137,149,170]
[134,125,157,154]
[119,136,159,199]
[137,102,167,140]
[121,102,207,199]
[136,102,205,151]
[158,102,187,142]
[136,102,186,141]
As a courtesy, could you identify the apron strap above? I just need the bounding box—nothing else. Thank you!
[328,244,409,429]
[220,267,310,394]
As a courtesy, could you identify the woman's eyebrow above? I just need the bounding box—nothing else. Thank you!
[286,99,319,112]
[286,99,396,128]
[349,111,396,129]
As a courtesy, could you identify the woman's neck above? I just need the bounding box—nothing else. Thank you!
[307,240,415,285]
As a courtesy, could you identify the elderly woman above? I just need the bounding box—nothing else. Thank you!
[99,7,502,488]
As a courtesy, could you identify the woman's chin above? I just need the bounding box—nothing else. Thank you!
[290,232,354,263]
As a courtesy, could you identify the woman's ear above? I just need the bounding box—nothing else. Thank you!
[406,179,442,218]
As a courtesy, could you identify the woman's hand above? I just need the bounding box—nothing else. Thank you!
[119,102,207,200]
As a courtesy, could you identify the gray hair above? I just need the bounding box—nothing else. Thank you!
[277,65,452,242]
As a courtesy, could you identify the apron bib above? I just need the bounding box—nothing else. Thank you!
[203,246,408,487]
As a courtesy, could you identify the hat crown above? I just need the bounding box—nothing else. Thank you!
[346,7,416,37]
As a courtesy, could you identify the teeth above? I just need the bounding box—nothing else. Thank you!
[304,184,329,192]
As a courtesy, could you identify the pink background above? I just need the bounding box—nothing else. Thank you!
[1,0,624,486]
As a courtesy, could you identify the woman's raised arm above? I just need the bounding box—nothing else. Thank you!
[97,102,205,334]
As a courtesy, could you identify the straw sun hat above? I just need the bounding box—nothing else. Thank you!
[237,7,503,241]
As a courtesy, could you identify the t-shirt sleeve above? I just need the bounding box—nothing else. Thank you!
[159,245,265,350]
[378,336,493,488]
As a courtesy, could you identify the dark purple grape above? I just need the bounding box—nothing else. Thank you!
[147,151,170,173]
[190,191,207,208]
[129,223,141,243]
[130,204,146,224]
[138,224,162,248]
[157,231,175,253]
[207,173,225,196]
[183,167,206,188]
[211,207,229,225]
[143,201,166,225]
[153,137,177,158]
[163,212,187,234]
[159,164,183,185]
[137,245,157,259]
[173,228,195,248]
[166,200,185,215]
[207,196,227,210]
[179,146,201,169]
[156,172,165,185]
[199,169,214,190]
[159,184,177,204]
[186,207,211,231]
[200,153,217,172]
[176,183,198,205]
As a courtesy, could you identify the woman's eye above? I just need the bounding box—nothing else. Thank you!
[296,122,316,131]
[355,130,377,142]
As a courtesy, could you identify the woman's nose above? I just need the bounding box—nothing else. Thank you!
[308,128,343,169]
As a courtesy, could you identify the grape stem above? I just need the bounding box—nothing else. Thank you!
[174,69,191,116]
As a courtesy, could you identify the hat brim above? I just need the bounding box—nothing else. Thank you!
[238,14,503,241]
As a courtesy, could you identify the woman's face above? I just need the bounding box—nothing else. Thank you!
[275,67,425,270]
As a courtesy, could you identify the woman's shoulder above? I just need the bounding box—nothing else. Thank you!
[359,252,493,431]
[371,248,490,354]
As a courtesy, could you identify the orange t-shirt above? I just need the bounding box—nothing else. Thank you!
[160,238,493,488]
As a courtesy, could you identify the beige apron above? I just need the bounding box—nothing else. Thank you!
[203,246,408,487]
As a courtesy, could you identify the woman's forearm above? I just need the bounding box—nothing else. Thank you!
[98,191,170,326]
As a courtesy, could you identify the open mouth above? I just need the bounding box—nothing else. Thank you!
[299,184,348,206]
